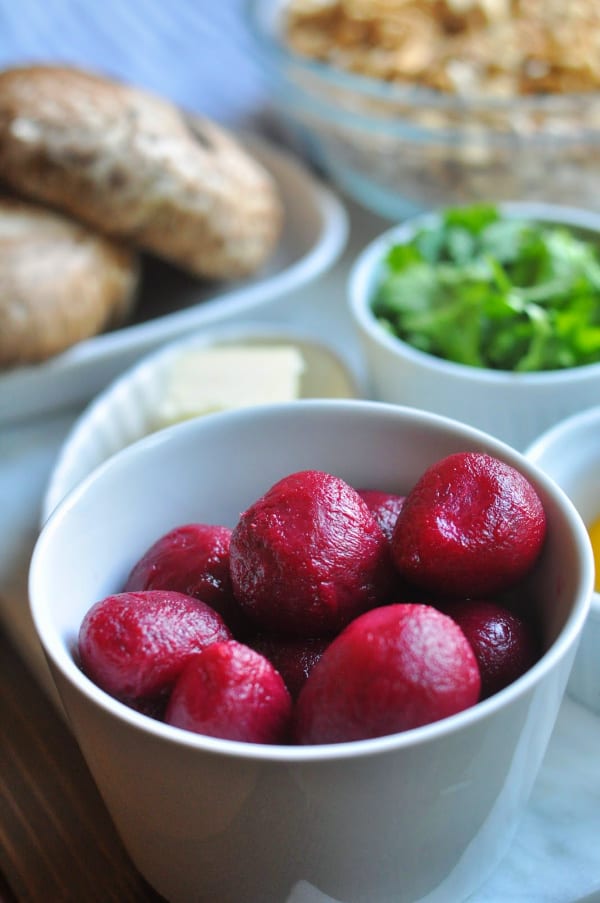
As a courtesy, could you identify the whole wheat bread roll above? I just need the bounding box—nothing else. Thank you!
[0,195,140,367]
[0,65,282,280]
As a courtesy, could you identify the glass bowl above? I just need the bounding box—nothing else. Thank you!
[246,0,600,220]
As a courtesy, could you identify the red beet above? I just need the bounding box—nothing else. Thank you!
[165,641,292,744]
[230,470,392,637]
[391,452,546,598]
[248,635,330,699]
[357,489,406,542]
[294,603,481,744]
[123,523,246,631]
[78,590,231,706]
[443,599,538,698]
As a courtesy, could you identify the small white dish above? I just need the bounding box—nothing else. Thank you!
[348,202,600,451]
[42,322,361,522]
[0,135,348,425]
[526,404,600,714]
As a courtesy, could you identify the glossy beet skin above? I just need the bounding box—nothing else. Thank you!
[76,456,548,745]
[123,523,242,627]
[165,641,292,744]
[230,470,392,637]
[78,590,231,706]
[391,453,546,598]
[443,598,539,699]
[294,604,481,744]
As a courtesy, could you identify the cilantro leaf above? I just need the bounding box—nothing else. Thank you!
[371,205,600,372]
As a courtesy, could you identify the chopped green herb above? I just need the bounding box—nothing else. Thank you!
[371,205,600,372]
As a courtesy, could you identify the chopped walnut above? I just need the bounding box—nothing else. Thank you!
[284,0,600,96]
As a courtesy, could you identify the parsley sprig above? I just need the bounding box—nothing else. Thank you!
[372,205,600,372]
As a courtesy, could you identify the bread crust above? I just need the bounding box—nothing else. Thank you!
[0,65,282,280]
[0,195,140,367]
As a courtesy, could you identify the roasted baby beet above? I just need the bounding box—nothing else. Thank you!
[77,456,550,746]
[165,641,292,743]
[294,604,481,744]
[391,452,546,598]
[78,590,231,706]
[443,599,538,698]
[357,489,406,542]
[123,523,244,629]
[229,470,392,637]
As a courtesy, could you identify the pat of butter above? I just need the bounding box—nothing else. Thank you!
[155,343,305,428]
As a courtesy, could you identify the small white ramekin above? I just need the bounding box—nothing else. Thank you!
[348,202,600,452]
[526,404,600,714]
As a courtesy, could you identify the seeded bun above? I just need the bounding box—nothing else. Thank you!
[0,195,140,367]
[0,65,282,280]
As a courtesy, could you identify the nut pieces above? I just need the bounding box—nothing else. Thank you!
[284,0,600,97]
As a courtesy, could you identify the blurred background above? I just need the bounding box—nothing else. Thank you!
[0,1,267,127]
[4,1,599,219]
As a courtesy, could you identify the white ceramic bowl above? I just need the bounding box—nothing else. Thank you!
[30,400,593,903]
[526,404,600,715]
[42,321,361,522]
[349,202,600,451]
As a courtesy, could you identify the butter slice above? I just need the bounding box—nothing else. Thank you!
[155,343,305,428]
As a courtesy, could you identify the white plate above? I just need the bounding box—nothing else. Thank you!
[41,321,361,522]
[0,136,348,425]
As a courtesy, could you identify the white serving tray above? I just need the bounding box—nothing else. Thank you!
[0,136,348,425]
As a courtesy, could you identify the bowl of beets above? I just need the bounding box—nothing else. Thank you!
[29,399,593,903]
